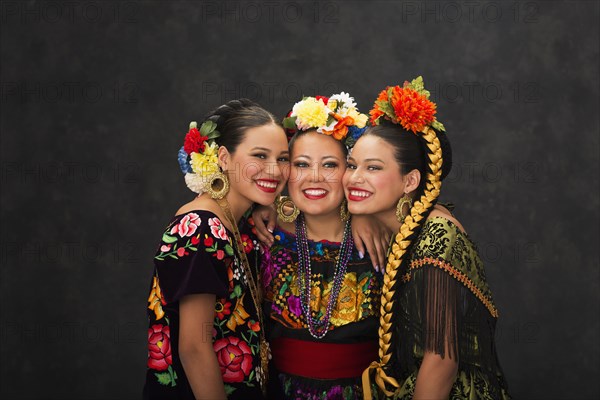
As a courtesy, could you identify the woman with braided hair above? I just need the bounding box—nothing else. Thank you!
[344,78,510,399]
[143,99,290,399]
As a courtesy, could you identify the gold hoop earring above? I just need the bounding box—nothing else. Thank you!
[396,194,413,223]
[276,196,300,223]
[205,171,230,200]
[340,199,350,222]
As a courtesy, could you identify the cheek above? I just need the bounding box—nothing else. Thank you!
[242,161,262,180]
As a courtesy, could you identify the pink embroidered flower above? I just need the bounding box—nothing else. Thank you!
[176,247,187,257]
[170,213,201,237]
[147,324,172,371]
[215,249,225,260]
[160,244,171,252]
[209,217,229,240]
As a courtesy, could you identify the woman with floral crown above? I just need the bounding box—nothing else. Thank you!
[258,93,385,399]
[344,78,511,399]
[143,99,290,399]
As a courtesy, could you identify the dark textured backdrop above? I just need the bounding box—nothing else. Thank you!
[1,0,598,399]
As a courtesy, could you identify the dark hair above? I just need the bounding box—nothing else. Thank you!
[288,129,349,157]
[204,98,281,153]
[363,120,452,197]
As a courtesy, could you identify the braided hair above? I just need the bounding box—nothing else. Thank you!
[363,122,453,397]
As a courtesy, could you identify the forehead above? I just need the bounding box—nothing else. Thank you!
[237,124,287,150]
[292,132,345,158]
[351,135,395,160]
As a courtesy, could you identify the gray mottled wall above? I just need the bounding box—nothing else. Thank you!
[1,0,598,399]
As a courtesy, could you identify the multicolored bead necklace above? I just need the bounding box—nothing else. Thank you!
[296,212,354,339]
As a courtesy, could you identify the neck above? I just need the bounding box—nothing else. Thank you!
[303,210,345,242]
[375,208,402,234]
[223,189,253,224]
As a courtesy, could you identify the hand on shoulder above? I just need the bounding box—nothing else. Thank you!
[428,205,466,234]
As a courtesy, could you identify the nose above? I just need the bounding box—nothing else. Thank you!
[345,167,364,185]
[310,164,325,182]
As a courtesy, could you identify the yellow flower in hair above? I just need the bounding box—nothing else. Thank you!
[347,108,368,128]
[292,97,329,130]
[190,142,219,176]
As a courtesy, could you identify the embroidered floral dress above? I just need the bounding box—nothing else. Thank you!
[143,210,265,400]
[389,216,510,399]
[262,226,382,400]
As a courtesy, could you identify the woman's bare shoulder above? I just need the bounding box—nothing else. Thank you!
[427,205,466,234]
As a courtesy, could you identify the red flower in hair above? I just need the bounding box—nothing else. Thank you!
[315,95,329,105]
[184,128,208,155]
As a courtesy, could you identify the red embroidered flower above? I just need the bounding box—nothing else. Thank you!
[215,299,232,320]
[183,127,208,155]
[247,320,260,332]
[171,213,201,237]
[191,236,200,245]
[204,236,214,247]
[176,247,187,257]
[246,217,258,236]
[209,217,229,240]
[215,249,225,260]
[240,234,253,254]
[147,324,172,371]
[214,336,253,383]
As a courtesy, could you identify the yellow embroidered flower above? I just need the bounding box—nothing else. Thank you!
[347,108,368,128]
[147,276,166,320]
[292,97,329,130]
[190,142,219,176]
[226,293,251,331]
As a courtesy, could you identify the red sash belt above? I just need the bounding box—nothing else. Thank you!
[270,337,378,379]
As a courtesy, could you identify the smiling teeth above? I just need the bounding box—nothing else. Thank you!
[304,189,327,196]
[350,190,371,197]
[257,181,277,188]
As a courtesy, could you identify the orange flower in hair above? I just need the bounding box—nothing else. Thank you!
[370,76,445,133]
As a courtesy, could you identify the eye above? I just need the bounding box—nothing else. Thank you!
[293,161,309,168]
[367,165,382,171]
[277,156,290,163]
[253,153,267,160]
[323,162,339,169]
[346,163,357,170]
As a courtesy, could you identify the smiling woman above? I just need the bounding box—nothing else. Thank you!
[260,93,384,400]
[346,78,510,400]
[143,99,289,400]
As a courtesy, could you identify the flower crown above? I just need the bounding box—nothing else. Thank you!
[282,92,369,148]
[370,76,445,133]
[177,120,222,193]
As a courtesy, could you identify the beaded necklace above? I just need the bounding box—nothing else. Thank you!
[296,212,354,339]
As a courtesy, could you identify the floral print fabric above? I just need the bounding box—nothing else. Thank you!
[143,210,265,400]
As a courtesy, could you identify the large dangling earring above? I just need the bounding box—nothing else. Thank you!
[205,171,230,200]
[340,199,350,222]
[276,196,300,223]
[395,194,413,223]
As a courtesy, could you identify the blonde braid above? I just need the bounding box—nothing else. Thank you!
[362,126,444,399]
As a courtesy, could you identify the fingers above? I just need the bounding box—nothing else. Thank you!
[252,213,274,247]
[351,226,366,260]
[374,238,386,276]
[363,238,380,273]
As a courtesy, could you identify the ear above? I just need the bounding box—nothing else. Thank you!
[404,169,421,194]
[217,146,230,171]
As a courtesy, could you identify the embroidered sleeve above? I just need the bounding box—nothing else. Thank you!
[153,212,231,303]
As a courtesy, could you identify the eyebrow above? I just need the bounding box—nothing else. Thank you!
[294,154,341,160]
[251,147,289,154]
[347,157,384,163]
